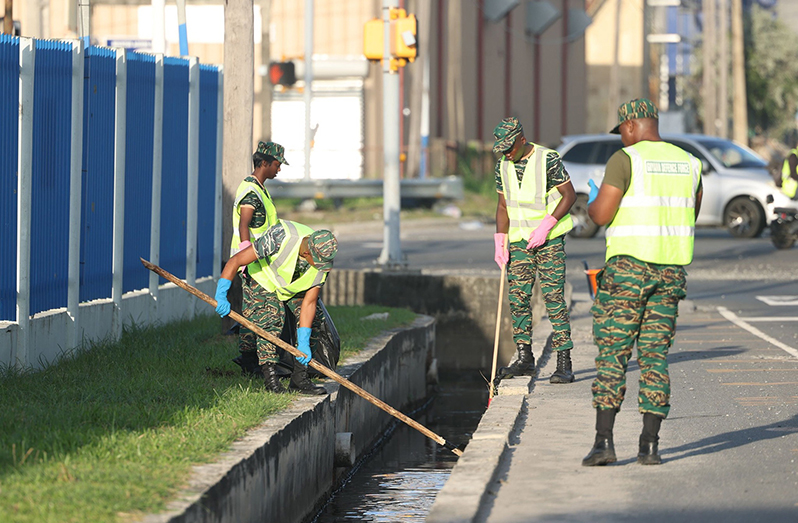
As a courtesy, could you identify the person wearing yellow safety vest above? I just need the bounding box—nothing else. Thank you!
[582,98,703,467]
[230,142,287,377]
[215,220,338,395]
[492,117,577,386]
[780,147,798,199]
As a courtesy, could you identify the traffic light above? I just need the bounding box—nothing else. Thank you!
[268,61,296,86]
[390,11,417,61]
[364,18,384,61]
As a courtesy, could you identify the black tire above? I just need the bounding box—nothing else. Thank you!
[723,197,765,238]
[568,194,600,239]
[772,232,796,250]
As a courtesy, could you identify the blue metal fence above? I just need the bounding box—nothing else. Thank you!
[197,65,219,279]
[30,40,73,315]
[159,57,190,281]
[79,46,116,303]
[0,35,19,321]
[123,52,156,293]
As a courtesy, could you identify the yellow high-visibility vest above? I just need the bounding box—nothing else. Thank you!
[500,146,573,244]
[781,148,798,198]
[248,220,327,301]
[231,178,278,256]
[605,141,702,265]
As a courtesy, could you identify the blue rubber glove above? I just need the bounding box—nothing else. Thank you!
[214,278,232,317]
[296,327,312,365]
[587,179,599,205]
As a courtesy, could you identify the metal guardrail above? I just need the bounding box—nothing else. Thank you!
[264,175,464,200]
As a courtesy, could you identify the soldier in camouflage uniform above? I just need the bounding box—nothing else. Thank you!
[215,221,338,395]
[582,99,703,466]
[492,118,577,385]
[231,142,289,376]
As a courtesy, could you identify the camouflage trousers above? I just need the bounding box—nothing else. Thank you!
[590,255,687,418]
[507,235,573,351]
[239,273,325,366]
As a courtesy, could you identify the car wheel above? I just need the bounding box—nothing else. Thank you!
[568,194,600,238]
[723,197,765,238]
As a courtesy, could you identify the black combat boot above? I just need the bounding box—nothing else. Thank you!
[637,413,663,465]
[549,349,575,384]
[582,408,617,466]
[289,363,327,396]
[232,350,261,377]
[498,343,535,379]
[261,363,288,394]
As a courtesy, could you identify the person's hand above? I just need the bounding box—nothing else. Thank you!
[527,215,558,249]
[587,179,599,204]
[493,233,509,269]
[238,240,252,252]
[296,327,312,365]
[214,278,232,317]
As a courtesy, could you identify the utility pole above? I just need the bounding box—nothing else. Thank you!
[4,0,12,34]
[718,0,729,138]
[222,0,255,257]
[303,0,313,181]
[731,0,748,144]
[608,0,622,131]
[702,0,717,136]
[259,0,272,142]
[377,0,403,268]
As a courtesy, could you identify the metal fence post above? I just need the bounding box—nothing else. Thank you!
[149,53,164,322]
[214,66,224,281]
[112,47,127,339]
[16,37,35,369]
[68,39,85,351]
[185,56,200,319]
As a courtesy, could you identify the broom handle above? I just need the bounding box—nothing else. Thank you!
[141,258,464,456]
[489,260,507,401]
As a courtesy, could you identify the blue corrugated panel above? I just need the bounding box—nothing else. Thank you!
[196,65,219,279]
[159,57,189,280]
[0,36,19,321]
[123,52,155,293]
[30,40,73,315]
[79,46,116,302]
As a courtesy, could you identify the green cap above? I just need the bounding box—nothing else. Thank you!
[308,230,338,273]
[492,117,524,154]
[255,141,289,165]
[610,98,659,134]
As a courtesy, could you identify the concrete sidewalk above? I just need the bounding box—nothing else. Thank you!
[429,298,798,523]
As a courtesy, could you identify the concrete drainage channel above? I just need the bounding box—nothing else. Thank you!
[141,270,559,523]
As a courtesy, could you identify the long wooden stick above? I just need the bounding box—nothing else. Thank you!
[489,259,507,403]
[141,258,464,457]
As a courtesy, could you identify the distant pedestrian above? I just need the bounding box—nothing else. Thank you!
[582,98,703,466]
[215,220,338,396]
[230,142,288,376]
[491,117,577,384]
[780,143,798,200]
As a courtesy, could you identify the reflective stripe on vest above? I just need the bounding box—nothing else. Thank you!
[604,142,701,265]
[231,179,278,257]
[500,146,573,244]
[781,148,798,198]
[248,220,327,301]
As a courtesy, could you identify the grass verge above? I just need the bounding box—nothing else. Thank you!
[0,305,415,522]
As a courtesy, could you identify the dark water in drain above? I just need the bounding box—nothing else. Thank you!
[311,371,487,522]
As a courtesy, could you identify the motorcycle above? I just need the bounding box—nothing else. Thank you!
[770,206,798,250]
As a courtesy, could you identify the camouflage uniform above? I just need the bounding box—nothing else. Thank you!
[590,256,686,417]
[241,224,337,365]
[494,118,573,352]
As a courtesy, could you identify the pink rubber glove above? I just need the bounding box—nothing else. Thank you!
[237,240,252,252]
[493,233,509,268]
[527,215,558,249]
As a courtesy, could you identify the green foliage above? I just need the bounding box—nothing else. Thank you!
[0,307,414,522]
[744,5,798,137]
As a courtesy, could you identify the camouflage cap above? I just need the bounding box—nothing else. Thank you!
[255,141,289,165]
[492,117,524,154]
[610,98,659,134]
[308,230,338,273]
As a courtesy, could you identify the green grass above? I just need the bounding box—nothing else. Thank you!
[0,305,415,522]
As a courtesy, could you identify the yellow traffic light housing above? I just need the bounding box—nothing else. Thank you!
[390,13,418,62]
[363,9,418,66]
[364,18,384,61]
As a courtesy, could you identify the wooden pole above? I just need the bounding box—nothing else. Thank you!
[488,261,506,404]
[140,258,464,457]
[702,0,717,136]
[731,0,748,144]
[3,0,12,35]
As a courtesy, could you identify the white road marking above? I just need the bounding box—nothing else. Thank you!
[738,317,798,322]
[717,307,798,360]
[756,295,798,306]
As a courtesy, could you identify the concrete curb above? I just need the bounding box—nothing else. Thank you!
[141,315,435,523]
[427,317,556,523]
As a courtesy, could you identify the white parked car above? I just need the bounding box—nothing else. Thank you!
[557,133,795,238]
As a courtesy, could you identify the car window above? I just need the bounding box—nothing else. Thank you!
[595,141,624,164]
[668,141,708,164]
[561,142,597,164]
[693,138,766,168]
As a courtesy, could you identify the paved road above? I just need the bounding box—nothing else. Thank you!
[331,218,798,521]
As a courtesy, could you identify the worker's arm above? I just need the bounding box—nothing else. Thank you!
[238,205,256,244]
[551,180,576,220]
[695,186,703,219]
[495,192,509,234]
[220,246,257,281]
[298,287,320,329]
[588,184,624,226]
